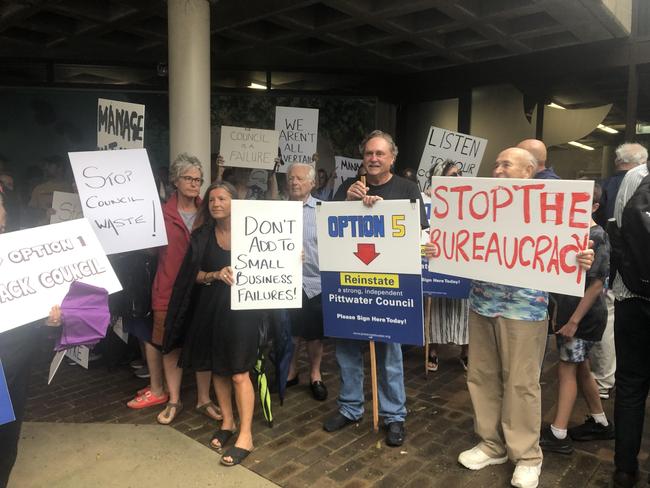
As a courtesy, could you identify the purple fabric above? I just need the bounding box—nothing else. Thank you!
[54,281,110,351]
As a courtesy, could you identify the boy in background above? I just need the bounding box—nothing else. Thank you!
[540,182,614,454]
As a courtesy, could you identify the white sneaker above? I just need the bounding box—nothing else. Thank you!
[511,462,542,488]
[458,445,508,470]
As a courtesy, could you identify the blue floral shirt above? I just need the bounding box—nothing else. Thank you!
[469,281,548,321]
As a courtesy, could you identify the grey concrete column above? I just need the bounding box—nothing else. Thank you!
[601,144,615,178]
[168,0,211,188]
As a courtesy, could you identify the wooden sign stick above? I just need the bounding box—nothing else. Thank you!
[360,173,380,433]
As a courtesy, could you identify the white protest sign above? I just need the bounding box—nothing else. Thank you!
[48,351,66,385]
[219,126,279,170]
[333,156,363,196]
[231,200,303,310]
[97,98,145,150]
[113,317,129,344]
[65,345,89,368]
[417,126,487,192]
[428,177,594,296]
[68,149,167,255]
[0,218,122,334]
[275,106,318,172]
[50,191,83,224]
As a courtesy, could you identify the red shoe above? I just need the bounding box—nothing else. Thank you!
[137,385,151,396]
[127,390,169,409]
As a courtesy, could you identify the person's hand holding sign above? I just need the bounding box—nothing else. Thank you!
[217,266,234,286]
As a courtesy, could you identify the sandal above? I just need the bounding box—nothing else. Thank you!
[426,355,439,372]
[210,429,236,453]
[156,402,183,425]
[196,401,223,421]
[137,385,151,396]
[127,390,169,409]
[221,446,253,466]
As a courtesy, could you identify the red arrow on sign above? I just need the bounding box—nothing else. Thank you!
[354,243,380,265]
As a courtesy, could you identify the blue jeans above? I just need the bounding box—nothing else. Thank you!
[335,339,407,424]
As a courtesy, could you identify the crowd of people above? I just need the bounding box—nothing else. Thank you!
[0,134,648,488]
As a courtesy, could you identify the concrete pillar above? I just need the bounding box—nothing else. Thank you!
[168,0,211,189]
[601,145,616,178]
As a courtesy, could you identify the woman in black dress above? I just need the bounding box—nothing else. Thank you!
[164,181,259,466]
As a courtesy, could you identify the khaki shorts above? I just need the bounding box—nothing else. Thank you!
[151,310,167,346]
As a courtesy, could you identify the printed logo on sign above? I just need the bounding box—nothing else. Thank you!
[339,272,399,288]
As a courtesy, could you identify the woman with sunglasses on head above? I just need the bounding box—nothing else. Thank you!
[426,159,468,372]
[127,153,222,427]
[164,181,260,466]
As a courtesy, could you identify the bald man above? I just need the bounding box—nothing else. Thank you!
[517,139,560,180]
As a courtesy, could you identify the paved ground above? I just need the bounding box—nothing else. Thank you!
[19,333,650,487]
[9,422,278,488]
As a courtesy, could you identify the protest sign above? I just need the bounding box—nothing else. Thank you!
[0,361,15,426]
[275,106,318,172]
[0,218,122,334]
[419,193,471,298]
[333,156,363,196]
[219,126,279,170]
[231,200,303,310]
[50,191,83,224]
[317,200,424,345]
[68,148,167,255]
[65,345,90,368]
[428,177,594,296]
[417,126,487,192]
[97,98,145,150]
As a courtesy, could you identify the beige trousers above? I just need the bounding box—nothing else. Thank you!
[467,310,547,466]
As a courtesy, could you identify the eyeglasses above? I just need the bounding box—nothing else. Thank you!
[180,175,204,185]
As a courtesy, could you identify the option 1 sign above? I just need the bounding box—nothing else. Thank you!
[317,200,424,345]
[0,218,122,334]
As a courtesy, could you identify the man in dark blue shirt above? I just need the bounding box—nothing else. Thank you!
[518,139,560,180]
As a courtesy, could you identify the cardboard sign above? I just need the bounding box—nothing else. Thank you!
[50,191,83,224]
[113,317,129,344]
[333,156,363,196]
[0,360,15,426]
[417,126,487,192]
[97,98,145,150]
[231,200,303,310]
[317,200,424,345]
[419,194,471,298]
[219,126,279,170]
[65,345,89,368]
[0,218,122,334]
[48,350,66,385]
[68,149,167,255]
[275,106,318,172]
[428,177,594,296]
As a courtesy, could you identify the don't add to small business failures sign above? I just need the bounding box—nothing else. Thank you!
[317,200,424,346]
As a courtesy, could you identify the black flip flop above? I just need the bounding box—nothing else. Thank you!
[209,429,236,453]
[220,446,253,466]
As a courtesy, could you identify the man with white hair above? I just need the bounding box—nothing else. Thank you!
[285,163,327,400]
[610,151,650,488]
[426,147,594,488]
[592,143,647,401]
